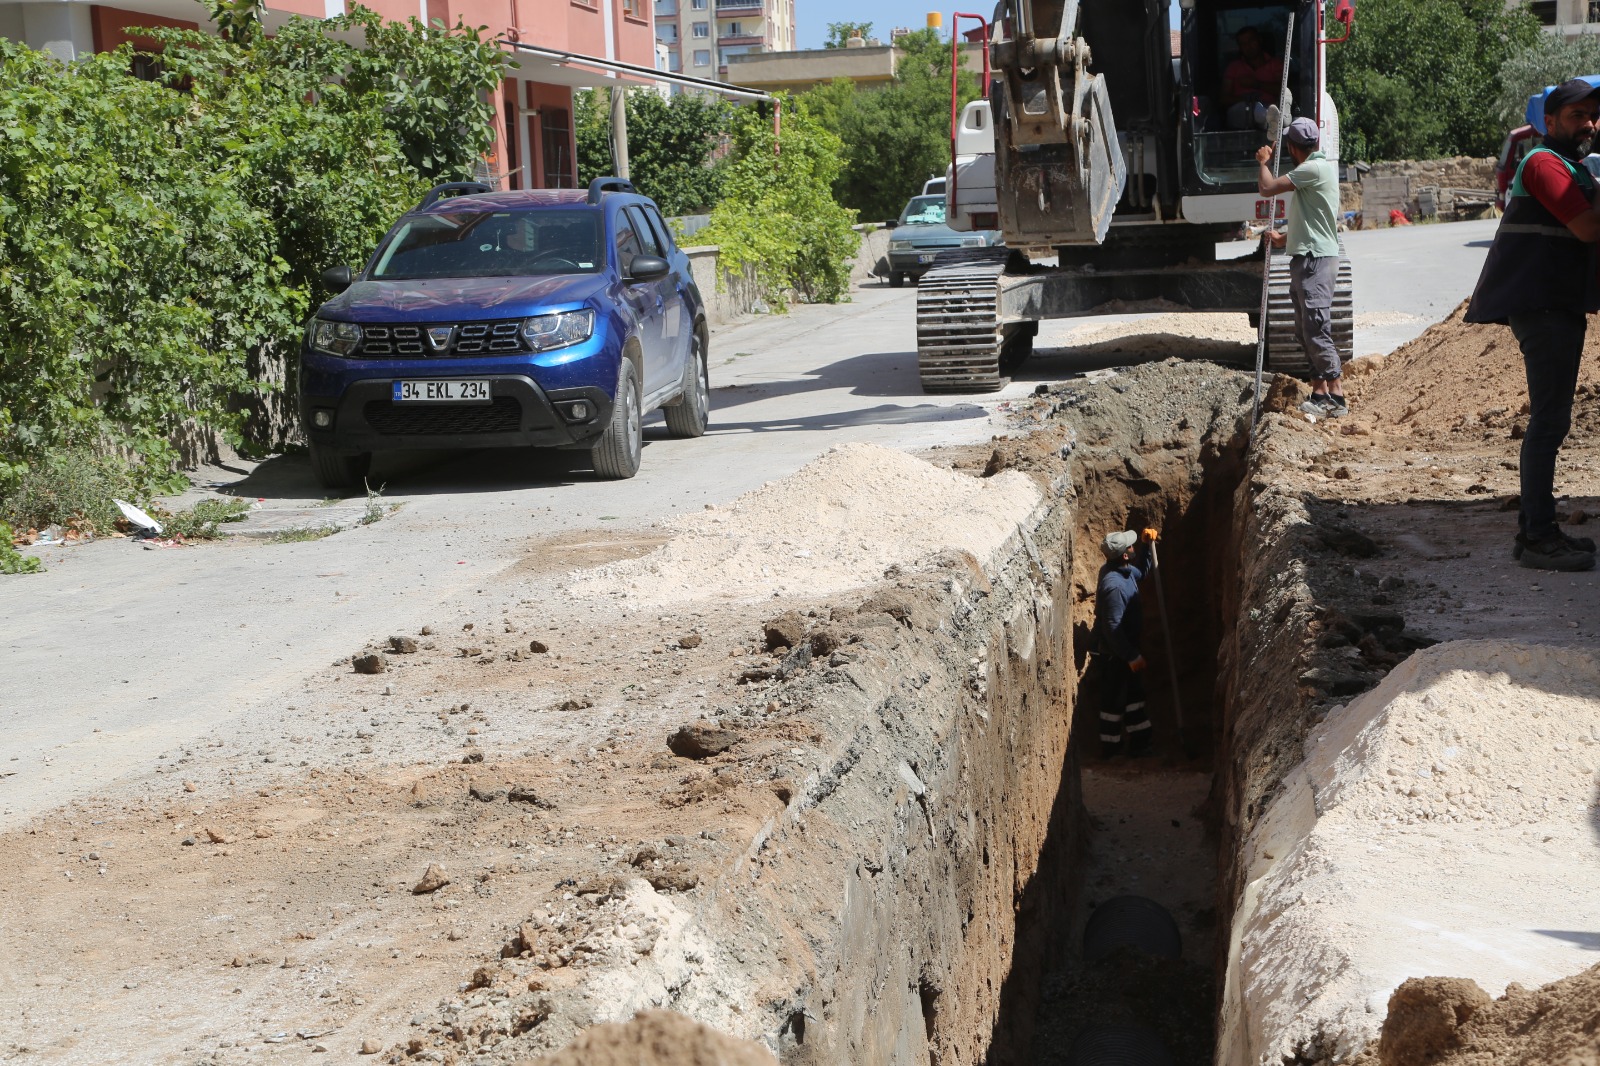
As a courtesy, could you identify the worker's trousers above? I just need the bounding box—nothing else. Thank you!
[1509,309,1586,542]
[1291,254,1341,381]
[1099,656,1151,757]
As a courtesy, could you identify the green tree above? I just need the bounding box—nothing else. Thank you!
[573,89,731,215]
[1328,0,1539,160]
[695,99,861,307]
[804,28,980,222]
[824,21,874,48]
[1491,31,1600,130]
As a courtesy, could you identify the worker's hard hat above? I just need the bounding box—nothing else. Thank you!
[1285,117,1320,148]
[1102,531,1137,559]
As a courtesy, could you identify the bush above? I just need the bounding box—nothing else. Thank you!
[695,101,860,309]
[0,11,505,512]
[0,524,43,575]
[0,446,146,534]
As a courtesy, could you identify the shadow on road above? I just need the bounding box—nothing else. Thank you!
[711,349,944,405]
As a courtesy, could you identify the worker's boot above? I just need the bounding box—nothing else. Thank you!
[1517,533,1596,572]
[1099,733,1123,760]
[1512,530,1597,559]
[1126,726,1154,758]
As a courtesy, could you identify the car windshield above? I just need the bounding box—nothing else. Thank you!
[900,196,947,226]
[370,209,603,280]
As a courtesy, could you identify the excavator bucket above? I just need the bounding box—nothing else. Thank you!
[991,0,1127,246]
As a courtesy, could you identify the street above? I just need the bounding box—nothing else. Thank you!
[0,218,1496,829]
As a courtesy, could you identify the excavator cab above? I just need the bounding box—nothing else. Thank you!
[1180,0,1324,195]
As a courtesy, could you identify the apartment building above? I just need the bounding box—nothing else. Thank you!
[1529,0,1600,33]
[653,0,792,81]
[0,0,663,190]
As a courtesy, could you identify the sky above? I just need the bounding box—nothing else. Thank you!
[793,2,1181,50]
[794,2,953,49]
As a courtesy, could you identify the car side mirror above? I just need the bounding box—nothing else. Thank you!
[628,255,670,282]
[884,219,899,230]
[321,265,354,292]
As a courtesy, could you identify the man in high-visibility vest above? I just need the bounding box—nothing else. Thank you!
[1467,78,1600,572]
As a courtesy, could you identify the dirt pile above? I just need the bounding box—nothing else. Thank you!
[1367,964,1600,1066]
[521,1010,776,1066]
[1348,300,1600,435]
[566,441,1042,606]
[1222,640,1600,1064]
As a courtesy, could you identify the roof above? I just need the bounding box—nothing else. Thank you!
[415,189,595,214]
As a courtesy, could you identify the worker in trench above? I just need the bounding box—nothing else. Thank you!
[1256,118,1344,418]
[1094,528,1160,758]
[1465,77,1600,573]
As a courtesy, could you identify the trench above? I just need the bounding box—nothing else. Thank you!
[979,371,1253,1066]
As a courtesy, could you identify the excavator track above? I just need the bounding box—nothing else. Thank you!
[916,248,1015,393]
[1264,248,1355,376]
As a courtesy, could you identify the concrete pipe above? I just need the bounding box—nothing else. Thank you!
[1081,894,1182,962]
[1065,1024,1177,1066]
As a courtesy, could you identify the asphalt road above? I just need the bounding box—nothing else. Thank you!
[0,218,1498,827]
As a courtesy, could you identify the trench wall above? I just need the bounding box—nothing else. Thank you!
[749,484,1084,1066]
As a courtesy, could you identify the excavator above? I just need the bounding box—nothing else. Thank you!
[919,0,1356,392]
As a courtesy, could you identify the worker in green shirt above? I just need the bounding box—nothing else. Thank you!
[1257,117,1344,416]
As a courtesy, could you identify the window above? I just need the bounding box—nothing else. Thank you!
[654,0,676,13]
[693,48,710,65]
[691,0,706,9]
[692,21,708,36]
[657,23,678,39]
[721,44,751,57]
[625,207,663,257]
[667,51,681,70]
[642,206,676,253]
[371,210,602,280]
[541,107,575,189]
[1529,0,1557,24]
[1589,0,1600,22]
[725,20,741,35]
[614,211,644,272]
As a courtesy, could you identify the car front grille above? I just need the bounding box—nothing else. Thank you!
[363,396,523,435]
[357,320,524,358]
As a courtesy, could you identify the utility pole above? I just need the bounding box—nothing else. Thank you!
[610,84,631,179]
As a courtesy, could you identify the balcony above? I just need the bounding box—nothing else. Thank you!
[716,0,761,10]
[718,32,762,44]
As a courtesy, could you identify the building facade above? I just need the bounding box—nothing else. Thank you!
[1530,0,1600,33]
[727,40,986,95]
[652,0,792,82]
[0,0,662,190]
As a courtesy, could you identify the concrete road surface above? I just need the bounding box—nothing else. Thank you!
[0,219,1496,827]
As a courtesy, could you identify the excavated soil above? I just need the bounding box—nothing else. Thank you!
[6,302,1600,1066]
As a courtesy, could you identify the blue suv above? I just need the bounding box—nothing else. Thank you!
[299,177,710,488]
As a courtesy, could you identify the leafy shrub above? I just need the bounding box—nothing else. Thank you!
[0,447,146,534]
[0,524,43,575]
[695,101,860,309]
[0,11,505,512]
[575,89,731,215]
[155,497,252,540]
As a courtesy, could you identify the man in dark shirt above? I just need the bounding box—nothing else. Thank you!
[1466,77,1600,571]
[1095,528,1159,757]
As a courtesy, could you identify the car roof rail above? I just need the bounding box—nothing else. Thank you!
[587,176,636,204]
[419,182,493,209]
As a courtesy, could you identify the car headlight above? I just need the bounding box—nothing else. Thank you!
[961,236,986,247]
[890,240,912,251]
[521,309,595,353]
[309,319,362,356]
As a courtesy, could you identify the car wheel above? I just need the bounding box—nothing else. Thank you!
[590,361,642,479]
[664,330,710,439]
[309,440,371,491]
[890,272,906,288]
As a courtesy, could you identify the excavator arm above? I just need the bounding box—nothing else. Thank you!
[990,0,1126,246]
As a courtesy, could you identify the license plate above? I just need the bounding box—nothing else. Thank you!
[917,254,936,264]
[392,380,491,403]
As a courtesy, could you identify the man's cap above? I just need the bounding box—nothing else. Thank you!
[1544,78,1600,117]
[1102,530,1137,559]
[1285,117,1320,148]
